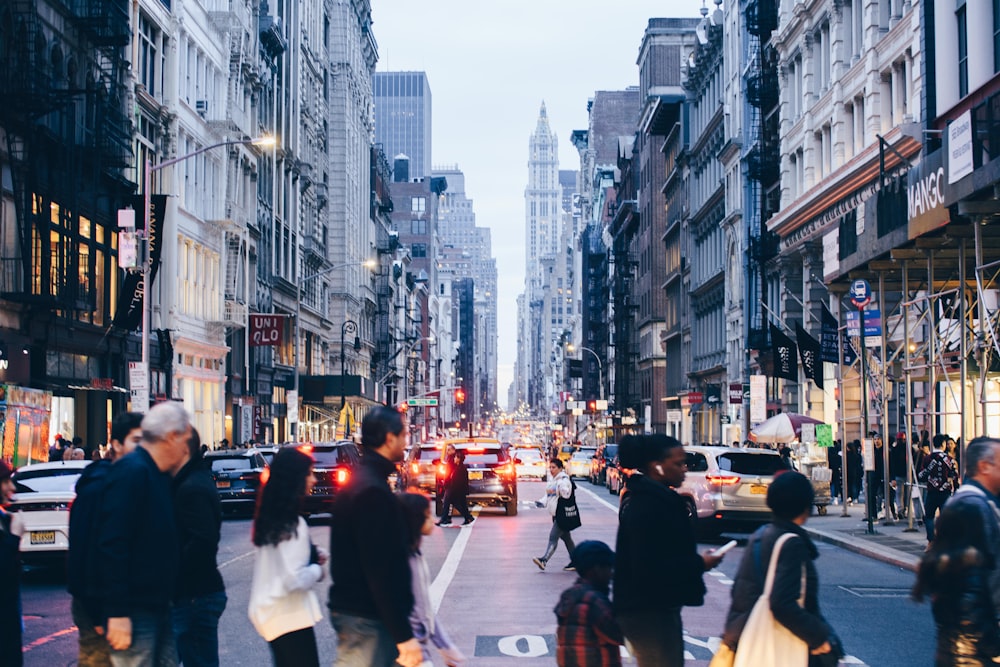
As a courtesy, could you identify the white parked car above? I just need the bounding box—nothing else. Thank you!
[514,447,547,479]
[10,460,92,561]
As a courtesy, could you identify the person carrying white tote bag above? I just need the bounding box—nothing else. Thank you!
[733,532,808,667]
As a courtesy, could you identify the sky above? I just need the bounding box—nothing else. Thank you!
[371,0,699,410]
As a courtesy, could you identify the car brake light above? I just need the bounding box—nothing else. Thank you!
[706,473,742,486]
[411,463,420,475]
[335,468,350,485]
[437,464,449,476]
[259,468,270,486]
[497,463,514,477]
[466,447,484,453]
[299,444,313,454]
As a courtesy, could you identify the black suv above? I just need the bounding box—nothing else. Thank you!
[435,439,518,516]
[205,448,269,514]
[300,441,362,517]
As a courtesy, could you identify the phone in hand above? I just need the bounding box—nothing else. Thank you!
[713,539,739,557]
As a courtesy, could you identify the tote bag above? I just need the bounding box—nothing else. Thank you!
[732,532,809,667]
[555,480,582,531]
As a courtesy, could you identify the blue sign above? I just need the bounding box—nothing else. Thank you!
[850,279,871,308]
[845,309,882,337]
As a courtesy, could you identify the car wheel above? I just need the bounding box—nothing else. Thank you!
[506,499,518,516]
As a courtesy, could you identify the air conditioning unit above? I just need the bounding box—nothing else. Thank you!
[195,100,209,116]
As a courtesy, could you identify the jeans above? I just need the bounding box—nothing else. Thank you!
[270,626,319,667]
[925,489,952,542]
[540,517,576,564]
[72,596,111,667]
[618,608,683,667]
[172,590,227,667]
[331,612,398,666]
[109,609,178,667]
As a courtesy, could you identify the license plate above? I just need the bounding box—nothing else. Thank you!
[750,484,768,495]
[216,480,231,489]
[469,470,483,480]
[30,531,55,545]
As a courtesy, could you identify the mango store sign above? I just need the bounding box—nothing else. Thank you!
[907,148,950,240]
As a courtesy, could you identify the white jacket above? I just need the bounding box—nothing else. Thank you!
[540,471,573,516]
[248,516,324,641]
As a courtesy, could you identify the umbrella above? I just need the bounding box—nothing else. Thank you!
[750,412,824,444]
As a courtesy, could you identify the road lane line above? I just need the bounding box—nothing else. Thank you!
[577,485,620,513]
[219,549,256,569]
[24,625,77,651]
[428,516,475,615]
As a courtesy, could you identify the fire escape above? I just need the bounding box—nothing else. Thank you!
[0,0,131,315]
[371,145,397,398]
[583,223,608,401]
[743,0,780,356]
[610,201,639,418]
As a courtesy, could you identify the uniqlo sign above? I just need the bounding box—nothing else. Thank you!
[249,314,286,347]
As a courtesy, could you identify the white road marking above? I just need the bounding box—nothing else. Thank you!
[577,485,620,513]
[428,510,477,615]
[218,549,255,569]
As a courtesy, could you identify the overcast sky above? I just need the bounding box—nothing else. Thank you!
[371,0,699,410]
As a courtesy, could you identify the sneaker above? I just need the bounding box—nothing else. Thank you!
[532,557,546,571]
[435,520,452,526]
[462,517,475,525]
[563,565,576,572]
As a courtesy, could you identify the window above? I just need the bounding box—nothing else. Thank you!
[411,243,427,258]
[137,14,162,99]
[410,219,426,235]
[839,210,858,259]
[411,197,426,213]
[958,5,969,98]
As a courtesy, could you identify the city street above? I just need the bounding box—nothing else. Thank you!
[21,479,934,666]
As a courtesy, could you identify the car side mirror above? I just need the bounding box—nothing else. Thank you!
[514,458,522,464]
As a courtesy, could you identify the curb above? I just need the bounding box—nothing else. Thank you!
[803,523,920,572]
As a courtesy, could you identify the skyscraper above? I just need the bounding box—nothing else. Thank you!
[373,72,433,180]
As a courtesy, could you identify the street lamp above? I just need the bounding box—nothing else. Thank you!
[137,136,275,411]
[291,259,375,438]
[340,319,360,408]
[567,344,604,401]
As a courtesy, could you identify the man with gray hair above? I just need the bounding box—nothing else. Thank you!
[939,436,1000,610]
[97,402,193,666]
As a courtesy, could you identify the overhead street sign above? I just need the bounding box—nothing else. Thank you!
[850,278,872,309]
[407,398,438,406]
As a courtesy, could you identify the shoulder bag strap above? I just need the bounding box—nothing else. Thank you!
[761,532,797,597]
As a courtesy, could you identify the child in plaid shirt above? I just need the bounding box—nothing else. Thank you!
[554,541,624,667]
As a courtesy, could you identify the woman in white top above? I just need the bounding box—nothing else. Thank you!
[532,458,577,571]
[248,447,326,666]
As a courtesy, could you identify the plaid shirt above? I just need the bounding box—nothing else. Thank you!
[554,579,624,667]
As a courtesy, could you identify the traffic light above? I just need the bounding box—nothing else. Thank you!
[398,401,409,413]
[587,400,597,413]
[454,387,466,404]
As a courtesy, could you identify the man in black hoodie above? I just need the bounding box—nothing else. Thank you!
[328,406,421,667]
[172,428,226,666]
[67,411,143,667]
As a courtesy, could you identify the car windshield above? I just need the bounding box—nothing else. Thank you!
[313,447,353,466]
[716,452,785,476]
[571,451,592,461]
[460,451,505,466]
[414,446,441,460]
[210,458,253,472]
[13,469,83,494]
[517,450,542,461]
[603,445,618,459]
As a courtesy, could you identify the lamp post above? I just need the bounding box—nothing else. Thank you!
[291,259,374,439]
[567,344,604,401]
[340,319,360,409]
[136,136,275,412]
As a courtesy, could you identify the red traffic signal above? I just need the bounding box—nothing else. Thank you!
[398,401,409,413]
[454,387,466,404]
[587,400,597,413]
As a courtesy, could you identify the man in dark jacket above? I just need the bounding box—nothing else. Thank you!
[67,411,143,666]
[0,458,22,666]
[444,450,474,526]
[172,428,226,667]
[97,402,193,665]
[328,406,421,667]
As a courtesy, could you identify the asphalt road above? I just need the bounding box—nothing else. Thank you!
[20,478,935,665]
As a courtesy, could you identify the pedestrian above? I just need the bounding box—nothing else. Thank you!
[67,411,144,667]
[248,447,325,667]
[919,433,960,545]
[827,442,842,503]
[50,434,66,461]
[613,434,725,666]
[96,402,193,666]
[173,428,227,667]
[845,440,863,504]
[398,492,465,666]
[890,432,908,518]
[328,405,422,667]
[914,497,1000,664]
[0,458,23,666]
[440,450,474,526]
[554,540,623,667]
[435,444,457,524]
[718,471,838,667]
[532,458,578,572]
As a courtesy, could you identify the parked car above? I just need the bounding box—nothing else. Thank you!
[205,448,269,514]
[435,439,518,516]
[590,443,619,485]
[566,448,596,479]
[677,445,787,536]
[398,441,445,496]
[605,452,624,496]
[9,460,92,562]
[299,441,361,517]
[514,447,547,479]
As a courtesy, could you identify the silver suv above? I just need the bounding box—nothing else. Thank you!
[677,445,788,536]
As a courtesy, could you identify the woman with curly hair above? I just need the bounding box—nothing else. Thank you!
[248,447,326,666]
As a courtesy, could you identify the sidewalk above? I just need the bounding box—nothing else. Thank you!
[802,501,927,571]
